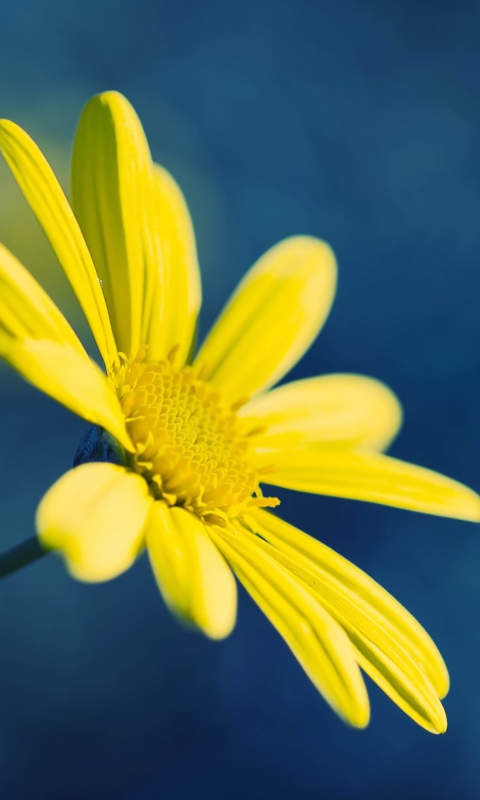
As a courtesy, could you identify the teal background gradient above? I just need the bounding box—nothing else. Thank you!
[1,1,480,798]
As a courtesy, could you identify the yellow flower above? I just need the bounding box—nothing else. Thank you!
[0,91,477,734]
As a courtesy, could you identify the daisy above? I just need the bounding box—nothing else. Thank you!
[0,91,477,733]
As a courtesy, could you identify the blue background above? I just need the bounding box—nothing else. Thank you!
[1,1,480,797]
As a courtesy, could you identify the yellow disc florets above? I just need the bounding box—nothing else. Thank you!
[113,348,278,521]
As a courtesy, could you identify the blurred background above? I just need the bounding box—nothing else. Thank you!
[0,0,479,797]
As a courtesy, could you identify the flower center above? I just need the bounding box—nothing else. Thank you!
[114,349,279,520]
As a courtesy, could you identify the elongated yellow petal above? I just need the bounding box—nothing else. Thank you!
[249,509,448,695]
[0,336,131,450]
[144,165,202,363]
[241,373,403,452]
[244,510,448,732]
[146,504,236,639]
[352,636,446,734]
[264,448,480,521]
[0,119,117,369]
[210,523,370,728]
[0,240,85,353]
[195,237,337,403]
[72,92,159,358]
[36,463,152,582]
[0,242,131,448]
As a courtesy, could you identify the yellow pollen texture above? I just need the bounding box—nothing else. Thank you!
[114,349,279,519]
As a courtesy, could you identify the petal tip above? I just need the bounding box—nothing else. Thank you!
[345,702,370,730]
[0,119,14,132]
[0,119,28,150]
[281,234,338,277]
[452,487,480,523]
[430,706,448,735]
[88,90,133,114]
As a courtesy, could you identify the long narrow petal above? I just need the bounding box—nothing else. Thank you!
[72,92,160,358]
[36,463,153,582]
[195,237,337,403]
[210,523,370,728]
[241,374,403,452]
[244,510,448,733]
[248,509,448,695]
[0,243,131,448]
[0,240,86,353]
[352,635,446,734]
[0,337,131,450]
[146,504,236,639]
[144,165,202,364]
[263,448,480,521]
[0,119,117,369]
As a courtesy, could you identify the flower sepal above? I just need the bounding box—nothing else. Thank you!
[73,424,128,468]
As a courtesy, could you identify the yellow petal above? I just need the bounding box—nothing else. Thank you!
[249,509,448,696]
[241,373,403,452]
[352,636,446,734]
[0,336,131,450]
[36,463,152,582]
[0,119,117,370]
[245,510,448,733]
[0,240,86,353]
[72,91,159,358]
[2,336,130,449]
[144,165,202,363]
[0,242,130,448]
[195,236,337,403]
[264,448,480,521]
[146,504,237,639]
[210,523,370,728]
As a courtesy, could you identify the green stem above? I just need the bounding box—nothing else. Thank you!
[0,537,48,579]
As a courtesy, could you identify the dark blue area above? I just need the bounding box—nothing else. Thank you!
[73,425,127,468]
[1,1,480,798]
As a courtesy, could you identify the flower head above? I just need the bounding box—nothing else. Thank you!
[0,91,478,732]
